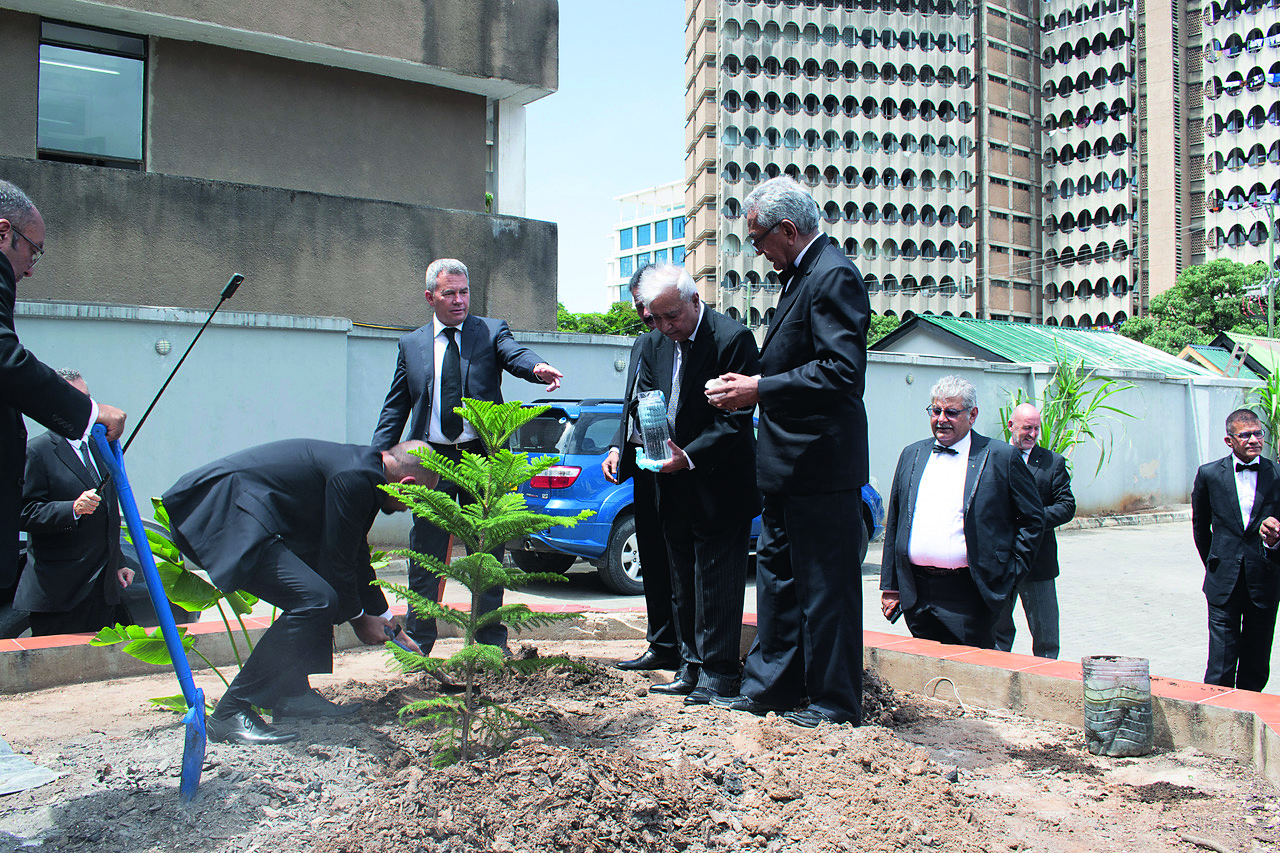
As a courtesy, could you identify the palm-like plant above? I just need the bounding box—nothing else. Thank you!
[378,398,593,766]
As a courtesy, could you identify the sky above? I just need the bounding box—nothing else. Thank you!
[525,0,687,313]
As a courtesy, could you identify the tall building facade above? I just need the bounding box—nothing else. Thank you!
[607,181,688,303]
[684,0,1279,336]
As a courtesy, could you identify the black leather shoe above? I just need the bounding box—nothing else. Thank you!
[710,694,792,715]
[782,708,843,728]
[649,676,697,696]
[615,649,681,671]
[684,686,735,706]
[273,689,361,719]
[208,709,301,745]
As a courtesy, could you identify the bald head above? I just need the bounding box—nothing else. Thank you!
[1008,403,1042,452]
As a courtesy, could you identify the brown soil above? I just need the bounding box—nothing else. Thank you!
[1,640,1277,853]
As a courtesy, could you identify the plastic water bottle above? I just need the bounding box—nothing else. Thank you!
[636,390,673,466]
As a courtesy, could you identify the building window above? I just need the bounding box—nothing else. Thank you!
[655,248,669,264]
[38,21,145,169]
[620,255,634,278]
[673,246,686,265]
[655,219,668,243]
[672,216,686,239]
[637,252,651,267]
[637,224,651,247]
[619,228,633,250]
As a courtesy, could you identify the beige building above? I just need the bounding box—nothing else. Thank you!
[0,0,559,328]
[684,0,1275,335]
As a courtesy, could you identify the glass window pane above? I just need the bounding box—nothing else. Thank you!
[637,252,651,266]
[620,255,634,277]
[637,224,651,246]
[619,228,633,250]
[673,246,686,265]
[672,216,686,239]
[655,248,668,263]
[38,44,144,161]
[655,220,668,242]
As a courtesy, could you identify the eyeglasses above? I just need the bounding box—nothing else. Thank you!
[10,225,43,267]
[926,405,969,419]
[1231,429,1265,440]
[747,222,780,250]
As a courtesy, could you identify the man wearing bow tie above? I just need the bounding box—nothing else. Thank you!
[880,375,1044,649]
[1192,409,1280,691]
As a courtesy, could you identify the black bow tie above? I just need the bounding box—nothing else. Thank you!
[932,445,958,456]
[1237,462,1261,472]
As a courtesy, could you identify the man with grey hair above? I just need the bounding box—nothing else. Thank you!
[0,180,127,598]
[880,375,1044,649]
[627,264,760,704]
[372,258,563,653]
[707,176,870,727]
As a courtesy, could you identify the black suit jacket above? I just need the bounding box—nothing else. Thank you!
[371,314,545,450]
[162,440,390,623]
[610,330,663,485]
[1192,454,1280,609]
[634,307,761,525]
[880,431,1045,612]
[0,254,94,587]
[756,234,870,495]
[1024,445,1076,581]
[15,432,121,612]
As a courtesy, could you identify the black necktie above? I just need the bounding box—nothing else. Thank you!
[667,339,691,428]
[79,442,100,480]
[1237,462,1260,472]
[440,327,463,441]
[932,444,958,456]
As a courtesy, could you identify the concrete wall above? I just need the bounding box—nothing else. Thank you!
[0,10,37,158]
[3,157,558,329]
[149,39,487,210]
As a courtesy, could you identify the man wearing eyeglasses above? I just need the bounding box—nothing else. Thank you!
[0,180,127,600]
[880,375,1044,649]
[1192,409,1280,691]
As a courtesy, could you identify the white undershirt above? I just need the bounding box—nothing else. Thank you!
[1232,453,1258,529]
[907,432,972,569]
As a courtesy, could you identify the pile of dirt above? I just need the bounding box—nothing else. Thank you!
[1,641,1277,853]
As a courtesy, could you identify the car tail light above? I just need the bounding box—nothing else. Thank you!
[530,465,581,489]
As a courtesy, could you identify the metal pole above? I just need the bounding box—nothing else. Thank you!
[1267,200,1276,339]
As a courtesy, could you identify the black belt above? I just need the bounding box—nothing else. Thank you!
[428,439,485,453]
[911,563,968,577]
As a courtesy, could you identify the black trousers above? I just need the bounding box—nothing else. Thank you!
[903,566,997,649]
[216,539,339,714]
[28,578,131,636]
[632,463,676,656]
[740,490,863,723]
[406,440,506,653]
[1206,569,1279,691]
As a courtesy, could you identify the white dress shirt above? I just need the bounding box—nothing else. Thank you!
[1232,453,1259,529]
[427,316,478,445]
[907,432,972,569]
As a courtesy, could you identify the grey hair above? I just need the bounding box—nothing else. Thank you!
[55,368,82,383]
[425,258,469,293]
[930,375,978,410]
[628,262,654,297]
[637,263,697,306]
[0,181,36,230]
[743,177,819,234]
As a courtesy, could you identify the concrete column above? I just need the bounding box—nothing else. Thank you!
[496,98,527,217]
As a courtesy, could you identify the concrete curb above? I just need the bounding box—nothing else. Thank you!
[1061,508,1191,530]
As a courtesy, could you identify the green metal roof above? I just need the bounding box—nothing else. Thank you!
[1215,332,1280,377]
[1184,344,1264,380]
[894,315,1221,377]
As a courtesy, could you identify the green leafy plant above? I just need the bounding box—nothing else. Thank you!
[999,350,1137,476]
[91,497,260,709]
[1246,370,1280,456]
[377,398,593,766]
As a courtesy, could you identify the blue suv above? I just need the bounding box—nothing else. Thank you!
[507,399,884,595]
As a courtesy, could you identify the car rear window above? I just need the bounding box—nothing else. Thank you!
[510,413,570,454]
[568,413,620,456]
[508,410,621,457]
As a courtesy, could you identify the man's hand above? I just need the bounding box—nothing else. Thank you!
[533,363,563,392]
[880,591,901,620]
[351,613,422,654]
[73,488,101,517]
[706,373,760,411]
[96,404,127,441]
[658,440,691,474]
[116,567,135,589]
[602,448,621,484]
[1263,516,1280,548]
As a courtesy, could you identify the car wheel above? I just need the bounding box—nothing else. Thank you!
[600,514,644,595]
[510,550,576,574]
[0,604,29,639]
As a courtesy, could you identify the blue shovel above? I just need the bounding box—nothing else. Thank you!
[92,424,206,802]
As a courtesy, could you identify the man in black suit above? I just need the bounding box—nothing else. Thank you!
[602,264,680,672]
[993,403,1076,659]
[0,181,127,596]
[880,376,1044,650]
[1192,408,1280,691]
[628,264,760,704]
[163,439,433,745]
[372,258,563,653]
[16,369,134,635]
[707,177,870,727]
